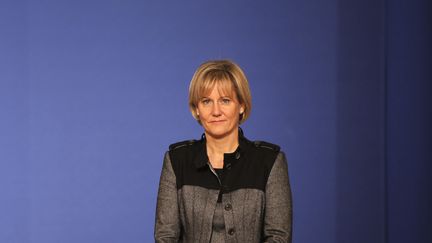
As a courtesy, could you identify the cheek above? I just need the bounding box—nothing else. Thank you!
[227,107,240,119]
[197,109,210,120]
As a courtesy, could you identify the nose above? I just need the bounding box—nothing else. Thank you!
[211,102,222,116]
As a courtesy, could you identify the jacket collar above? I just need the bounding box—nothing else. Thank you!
[193,127,250,169]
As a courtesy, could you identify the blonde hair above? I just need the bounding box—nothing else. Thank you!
[188,60,252,124]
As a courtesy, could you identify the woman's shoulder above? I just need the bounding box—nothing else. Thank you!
[249,140,280,153]
[168,139,199,151]
[167,138,204,160]
[166,139,205,169]
[241,134,281,154]
[241,136,283,168]
[241,138,286,178]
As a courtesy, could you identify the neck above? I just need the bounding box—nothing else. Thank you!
[205,129,239,155]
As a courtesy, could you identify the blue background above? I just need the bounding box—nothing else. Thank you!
[1,0,431,242]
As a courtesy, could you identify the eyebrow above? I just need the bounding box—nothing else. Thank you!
[200,95,232,99]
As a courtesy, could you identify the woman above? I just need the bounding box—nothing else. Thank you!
[155,60,292,243]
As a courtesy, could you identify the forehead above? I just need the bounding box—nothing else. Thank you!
[199,79,235,97]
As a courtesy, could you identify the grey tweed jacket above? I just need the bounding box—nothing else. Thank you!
[155,132,292,243]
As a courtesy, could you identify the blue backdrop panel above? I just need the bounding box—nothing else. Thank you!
[1,0,430,243]
[335,0,386,242]
[0,1,29,242]
[387,0,432,242]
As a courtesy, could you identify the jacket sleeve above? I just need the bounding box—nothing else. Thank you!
[263,151,293,243]
[154,152,181,243]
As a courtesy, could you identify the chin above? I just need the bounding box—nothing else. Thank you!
[205,126,236,139]
[207,131,229,139]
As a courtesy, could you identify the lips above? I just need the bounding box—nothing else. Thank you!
[209,120,226,123]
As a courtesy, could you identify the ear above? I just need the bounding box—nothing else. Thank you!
[239,105,245,114]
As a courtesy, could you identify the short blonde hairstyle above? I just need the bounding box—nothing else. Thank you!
[188,60,252,124]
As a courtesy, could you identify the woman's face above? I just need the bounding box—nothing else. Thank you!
[196,82,244,139]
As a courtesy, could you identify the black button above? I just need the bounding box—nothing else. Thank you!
[226,163,232,170]
[235,152,241,159]
[228,228,235,235]
[224,203,232,211]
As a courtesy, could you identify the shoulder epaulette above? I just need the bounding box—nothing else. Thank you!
[169,140,197,151]
[253,141,280,152]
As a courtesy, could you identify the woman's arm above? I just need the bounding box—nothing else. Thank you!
[263,152,293,243]
[154,152,181,243]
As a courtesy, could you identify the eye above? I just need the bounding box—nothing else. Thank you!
[220,98,231,105]
[200,98,212,105]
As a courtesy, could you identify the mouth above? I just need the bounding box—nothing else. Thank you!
[209,120,226,123]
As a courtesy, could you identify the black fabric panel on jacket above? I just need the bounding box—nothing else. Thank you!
[222,145,279,192]
[169,140,220,190]
[168,134,280,192]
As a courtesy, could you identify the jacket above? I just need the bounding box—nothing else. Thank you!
[155,131,292,243]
